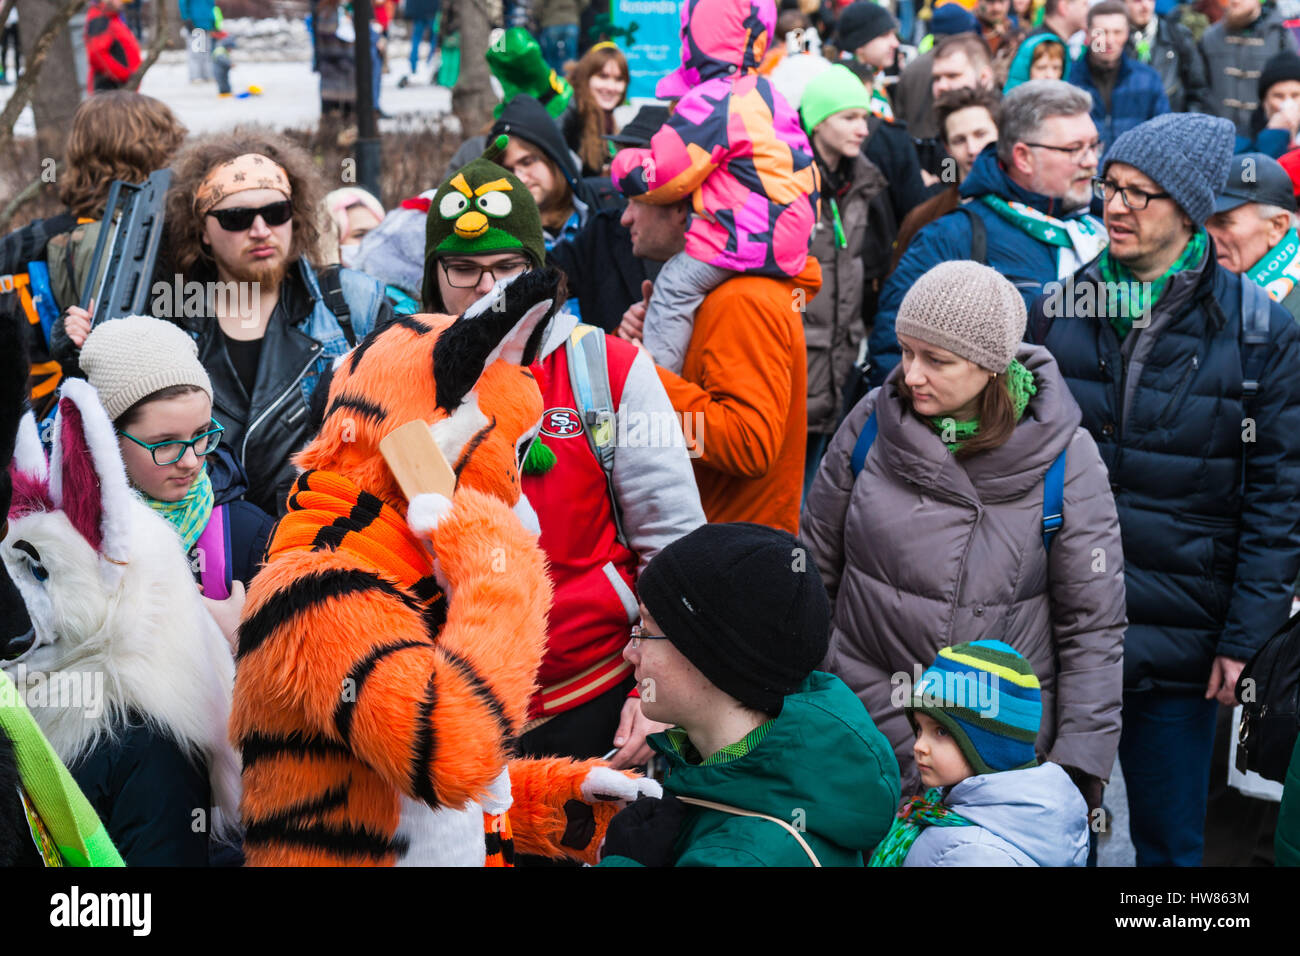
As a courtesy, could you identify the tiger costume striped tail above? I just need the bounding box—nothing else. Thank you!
[230,270,659,866]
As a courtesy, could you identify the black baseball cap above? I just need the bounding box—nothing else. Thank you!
[1215,152,1299,214]
[604,106,671,148]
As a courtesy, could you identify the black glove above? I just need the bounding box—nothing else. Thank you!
[601,794,687,867]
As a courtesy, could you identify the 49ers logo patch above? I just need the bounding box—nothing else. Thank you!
[540,408,584,438]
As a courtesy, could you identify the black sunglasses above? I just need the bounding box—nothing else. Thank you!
[206,200,293,232]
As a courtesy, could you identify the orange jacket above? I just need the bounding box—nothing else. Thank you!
[656,258,821,534]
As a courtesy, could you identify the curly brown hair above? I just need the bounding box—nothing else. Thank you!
[566,45,629,176]
[59,92,188,220]
[163,127,325,276]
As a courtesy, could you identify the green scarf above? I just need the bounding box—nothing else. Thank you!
[928,359,1037,451]
[143,467,214,551]
[978,195,1108,278]
[868,788,975,866]
[1097,229,1208,340]
[0,672,124,866]
[1247,227,1300,305]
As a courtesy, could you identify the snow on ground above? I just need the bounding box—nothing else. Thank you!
[1,31,456,140]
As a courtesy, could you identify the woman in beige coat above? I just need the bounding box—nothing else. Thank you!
[803,261,1126,814]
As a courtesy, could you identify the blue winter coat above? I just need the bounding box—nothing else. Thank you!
[903,763,1089,866]
[868,146,1096,386]
[178,0,216,31]
[1028,246,1300,692]
[1069,54,1170,151]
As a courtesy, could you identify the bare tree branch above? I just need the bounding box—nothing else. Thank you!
[128,0,170,91]
[0,0,17,38]
[0,0,91,158]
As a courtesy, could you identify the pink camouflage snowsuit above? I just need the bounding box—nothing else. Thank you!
[610,0,820,278]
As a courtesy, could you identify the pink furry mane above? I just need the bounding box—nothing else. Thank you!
[56,400,105,551]
[8,466,53,520]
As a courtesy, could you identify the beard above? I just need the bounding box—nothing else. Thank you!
[220,249,290,294]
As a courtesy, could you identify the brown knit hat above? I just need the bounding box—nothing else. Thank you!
[895,261,1027,372]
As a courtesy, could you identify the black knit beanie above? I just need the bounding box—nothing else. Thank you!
[637,522,831,716]
[1259,51,1300,100]
[834,1,898,53]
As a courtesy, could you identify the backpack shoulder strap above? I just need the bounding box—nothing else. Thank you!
[1240,277,1271,400]
[675,796,822,866]
[954,203,987,265]
[315,263,355,347]
[1042,446,1067,551]
[850,409,879,478]
[567,323,627,547]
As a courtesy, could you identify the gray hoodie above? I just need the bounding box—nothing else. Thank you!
[903,762,1090,866]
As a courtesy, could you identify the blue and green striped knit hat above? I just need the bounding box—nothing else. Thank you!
[904,640,1041,776]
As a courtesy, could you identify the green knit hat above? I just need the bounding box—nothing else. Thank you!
[422,134,546,310]
[800,65,872,137]
[486,27,574,120]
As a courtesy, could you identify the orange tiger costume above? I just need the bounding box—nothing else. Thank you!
[230,270,653,866]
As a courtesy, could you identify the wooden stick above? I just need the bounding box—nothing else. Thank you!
[379,420,457,501]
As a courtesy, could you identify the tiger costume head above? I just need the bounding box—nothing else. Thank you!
[298,268,563,510]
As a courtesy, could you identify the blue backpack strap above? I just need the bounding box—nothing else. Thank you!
[850,410,879,477]
[1042,446,1067,551]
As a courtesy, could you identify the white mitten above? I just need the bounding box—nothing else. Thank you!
[407,492,454,537]
[580,766,663,804]
[406,493,454,595]
[481,766,513,816]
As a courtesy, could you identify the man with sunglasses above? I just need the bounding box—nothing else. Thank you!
[422,140,705,796]
[1028,112,1300,866]
[868,80,1107,387]
[161,136,391,515]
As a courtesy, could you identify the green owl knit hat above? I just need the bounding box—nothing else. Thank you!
[422,134,546,310]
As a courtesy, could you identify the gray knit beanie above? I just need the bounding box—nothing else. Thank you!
[895,261,1026,372]
[80,315,212,422]
[1103,113,1236,226]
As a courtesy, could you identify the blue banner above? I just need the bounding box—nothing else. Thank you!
[615,0,682,99]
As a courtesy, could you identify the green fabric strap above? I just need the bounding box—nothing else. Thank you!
[143,466,214,551]
[0,672,124,867]
[868,788,976,867]
[928,359,1037,451]
[1097,229,1208,340]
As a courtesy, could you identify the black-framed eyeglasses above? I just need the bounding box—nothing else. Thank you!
[1023,140,1103,164]
[629,623,668,649]
[1091,176,1172,210]
[118,418,225,466]
[205,200,293,232]
[439,257,531,289]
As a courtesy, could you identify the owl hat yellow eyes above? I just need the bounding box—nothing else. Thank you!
[440,173,515,240]
[423,134,546,306]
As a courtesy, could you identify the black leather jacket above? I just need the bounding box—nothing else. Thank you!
[185,260,389,515]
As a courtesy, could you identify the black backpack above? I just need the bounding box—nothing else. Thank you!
[1235,613,1300,783]
[0,212,80,422]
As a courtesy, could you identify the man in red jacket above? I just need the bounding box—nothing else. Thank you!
[85,0,141,94]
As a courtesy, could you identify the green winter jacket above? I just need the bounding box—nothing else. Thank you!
[1278,734,1300,866]
[602,671,901,867]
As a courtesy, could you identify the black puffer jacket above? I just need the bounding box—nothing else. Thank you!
[1029,241,1300,692]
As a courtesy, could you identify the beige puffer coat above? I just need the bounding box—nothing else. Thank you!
[802,344,1126,795]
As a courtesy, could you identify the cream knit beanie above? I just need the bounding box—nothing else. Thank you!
[895,261,1027,372]
[80,315,213,423]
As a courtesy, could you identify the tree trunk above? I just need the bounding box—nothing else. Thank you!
[452,0,495,137]
[15,0,86,160]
